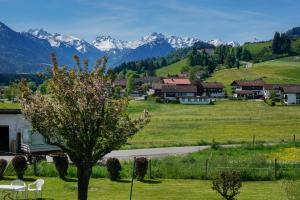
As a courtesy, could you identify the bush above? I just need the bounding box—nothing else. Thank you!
[135,157,148,181]
[12,156,28,179]
[52,153,69,179]
[106,158,122,181]
[0,159,8,179]
[212,171,242,200]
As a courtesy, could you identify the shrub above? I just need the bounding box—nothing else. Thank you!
[106,158,122,181]
[12,155,28,179]
[211,139,220,150]
[135,157,148,181]
[0,159,8,179]
[52,153,69,179]
[212,171,242,200]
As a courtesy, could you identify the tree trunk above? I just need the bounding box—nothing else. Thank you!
[77,165,92,200]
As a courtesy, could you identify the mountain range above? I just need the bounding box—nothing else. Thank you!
[0,21,241,73]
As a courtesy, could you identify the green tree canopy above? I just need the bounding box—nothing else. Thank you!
[20,54,150,200]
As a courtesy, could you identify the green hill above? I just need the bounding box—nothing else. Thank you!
[156,58,189,77]
[207,56,300,93]
[243,41,272,55]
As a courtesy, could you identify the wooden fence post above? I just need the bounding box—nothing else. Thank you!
[274,159,277,180]
[33,156,37,176]
[149,159,152,179]
[252,135,255,146]
[205,159,208,179]
[293,134,296,143]
[130,157,136,200]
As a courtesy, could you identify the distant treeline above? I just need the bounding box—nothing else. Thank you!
[114,41,214,75]
[0,74,43,86]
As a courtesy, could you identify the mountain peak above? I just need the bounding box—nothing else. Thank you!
[93,35,129,51]
[0,21,13,32]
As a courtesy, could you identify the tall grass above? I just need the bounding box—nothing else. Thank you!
[2,144,300,181]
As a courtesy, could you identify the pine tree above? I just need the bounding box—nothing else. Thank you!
[272,32,281,54]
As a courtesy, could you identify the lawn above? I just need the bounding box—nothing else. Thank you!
[0,178,291,200]
[127,100,300,148]
[207,57,300,93]
[0,102,20,109]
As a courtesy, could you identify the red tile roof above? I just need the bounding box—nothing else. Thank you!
[163,78,191,85]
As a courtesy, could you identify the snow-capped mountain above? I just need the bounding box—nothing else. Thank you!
[92,36,129,51]
[93,32,201,52]
[227,41,240,47]
[208,39,239,47]
[168,35,200,49]
[28,28,97,53]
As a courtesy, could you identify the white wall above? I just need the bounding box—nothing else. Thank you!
[0,114,31,152]
[284,93,297,104]
[179,97,211,105]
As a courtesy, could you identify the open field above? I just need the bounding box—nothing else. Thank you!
[243,41,272,55]
[127,100,300,148]
[156,58,189,77]
[0,177,292,200]
[208,57,300,93]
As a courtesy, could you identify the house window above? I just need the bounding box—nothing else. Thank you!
[296,93,300,104]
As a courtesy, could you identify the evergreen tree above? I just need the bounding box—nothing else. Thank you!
[272,32,281,54]
[241,49,252,61]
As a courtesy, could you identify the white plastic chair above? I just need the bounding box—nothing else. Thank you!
[11,179,27,199]
[28,179,44,199]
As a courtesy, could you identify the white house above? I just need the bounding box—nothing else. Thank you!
[231,79,265,99]
[281,85,300,105]
[0,109,60,155]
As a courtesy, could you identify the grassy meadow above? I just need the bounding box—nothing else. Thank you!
[156,58,189,77]
[127,100,300,148]
[0,177,293,200]
[208,56,300,93]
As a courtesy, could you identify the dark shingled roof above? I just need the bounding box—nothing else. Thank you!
[201,82,224,89]
[162,85,197,93]
[231,79,265,87]
[281,85,300,93]
[264,84,281,90]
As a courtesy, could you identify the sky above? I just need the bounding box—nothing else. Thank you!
[0,0,299,43]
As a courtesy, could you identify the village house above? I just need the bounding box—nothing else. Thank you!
[263,84,282,99]
[199,82,225,97]
[161,84,197,101]
[231,79,265,99]
[281,85,300,105]
[0,109,60,155]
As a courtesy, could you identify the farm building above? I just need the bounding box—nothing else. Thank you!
[199,82,225,98]
[161,85,197,101]
[0,109,60,155]
[281,85,300,104]
[231,79,265,99]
